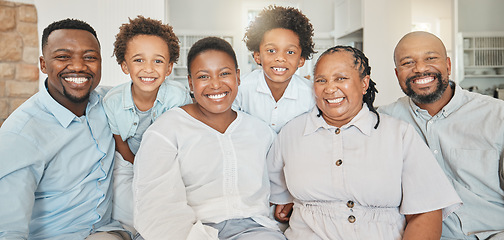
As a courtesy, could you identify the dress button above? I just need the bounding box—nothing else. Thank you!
[348,215,356,223]
[335,159,343,166]
[347,200,354,208]
[335,128,341,134]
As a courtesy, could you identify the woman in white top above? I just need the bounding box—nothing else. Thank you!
[268,46,462,240]
[133,37,284,240]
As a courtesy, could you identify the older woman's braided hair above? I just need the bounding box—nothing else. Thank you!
[314,45,380,128]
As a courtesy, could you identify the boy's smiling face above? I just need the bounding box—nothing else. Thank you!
[253,28,305,85]
[121,34,173,96]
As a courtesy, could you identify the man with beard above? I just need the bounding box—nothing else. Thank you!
[379,31,504,239]
[0,19,130,239]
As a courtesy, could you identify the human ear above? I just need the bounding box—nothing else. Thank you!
[120,61,129,75]
[297,57,306,68]
[165,62,174,76]
[253,52,261,65]
[236,69,241,86]
[362,75,370,95]
[187,75,194,92]
[39,56,47,74]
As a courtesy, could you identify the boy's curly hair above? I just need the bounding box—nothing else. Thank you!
[243,5,315,60]
[113,15,179,64]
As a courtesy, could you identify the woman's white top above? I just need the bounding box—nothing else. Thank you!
[133,107,277,240]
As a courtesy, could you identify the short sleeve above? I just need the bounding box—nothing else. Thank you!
[400,124,461,219]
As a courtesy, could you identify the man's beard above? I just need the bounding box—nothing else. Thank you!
[404,72,448,104]
[63,85,91,103]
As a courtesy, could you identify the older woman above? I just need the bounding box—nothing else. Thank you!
[268,46,461,240]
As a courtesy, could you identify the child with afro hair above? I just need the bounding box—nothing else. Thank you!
[233,5,316,133]
[103,15,192,232]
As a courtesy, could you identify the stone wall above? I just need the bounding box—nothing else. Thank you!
[0,1,39,126]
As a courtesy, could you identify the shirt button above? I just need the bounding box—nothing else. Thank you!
[335,128,341,134]
[347,200,354,208]
[348,215,356,223]
[433,150,439,154]
[335,159,343,166]
[133,122,138,126]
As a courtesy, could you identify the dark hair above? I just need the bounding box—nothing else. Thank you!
[244,5,315,60]
[42,18,99,52]
[113,15,179,64]
[314,45,380,129]
[186,37,238,75]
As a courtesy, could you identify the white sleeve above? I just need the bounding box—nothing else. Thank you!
[267,135,294,204]
[133,129,218,240]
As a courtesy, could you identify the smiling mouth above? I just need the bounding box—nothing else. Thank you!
[64,77,89,84]
[272,67,287,72]
[140,77,156,82]
[326,97,344,104]
[413,76,435,85]
[207,92,228,99]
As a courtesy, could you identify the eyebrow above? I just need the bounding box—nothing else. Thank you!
[53,49,99,54]
[263,43,300,49]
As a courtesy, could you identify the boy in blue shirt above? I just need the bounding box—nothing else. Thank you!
[233,5,316,133]
[103,16,191,232]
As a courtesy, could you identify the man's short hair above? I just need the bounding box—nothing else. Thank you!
[41,18,99,52]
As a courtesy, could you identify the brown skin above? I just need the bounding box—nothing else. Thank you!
[403,210,442,240]
[394,31,453,116]
[253,28,305,102]
[274,203,293,223]
[114,135,135,164]
[183,50,240,133]
[40,29,101,116]
[115,34,174,163]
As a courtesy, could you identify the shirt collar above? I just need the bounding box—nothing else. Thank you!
[41,79,100,128]
[256,69,298,100]
[121,82,135,110]
[408,81,460,118]
[304,104,374,136]
[121,81,165,110]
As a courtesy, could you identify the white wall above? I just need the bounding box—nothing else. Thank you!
[363,0,412,106]
[34,0,166,88]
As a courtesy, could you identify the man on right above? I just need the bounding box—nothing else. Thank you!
[379,31,504,240]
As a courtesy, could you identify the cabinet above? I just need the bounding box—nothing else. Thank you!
[461,33,504,78]
[333,0,362,39]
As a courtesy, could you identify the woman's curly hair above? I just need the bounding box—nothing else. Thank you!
[113,15,179,64]
[244,5,315,60]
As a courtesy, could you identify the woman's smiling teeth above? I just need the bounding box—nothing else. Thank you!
[326,97,344,104]
[207,92,227,99]
[65,77,88,84]
[414,76,434,85]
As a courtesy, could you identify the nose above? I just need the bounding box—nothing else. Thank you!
[325,80,338,93]
[210,76,222,89]
[275,52,286,62]
[143,61,154,73]
[413,60,429,73]
[67,57,86,71]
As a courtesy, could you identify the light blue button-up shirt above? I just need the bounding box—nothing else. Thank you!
[103,79,192,143]
[0,81,124,239]
[379,83,504,240]
[233,69,315,133]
